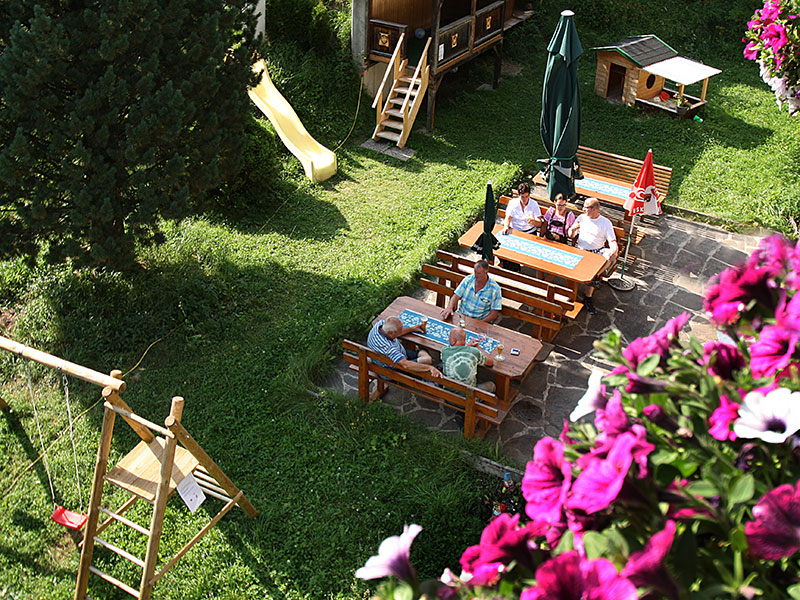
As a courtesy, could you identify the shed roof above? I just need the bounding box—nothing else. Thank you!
[642,56,722,86]
[592,35,677,67]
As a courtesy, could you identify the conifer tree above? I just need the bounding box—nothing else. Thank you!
[0,0,259,268]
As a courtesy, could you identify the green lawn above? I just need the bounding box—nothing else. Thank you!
[1,4,798,599]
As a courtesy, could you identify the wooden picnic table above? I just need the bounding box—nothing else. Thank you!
[458,222,607,304]
[375,296,541,405]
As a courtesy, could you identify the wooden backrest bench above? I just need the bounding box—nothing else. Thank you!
[342,340,506,439]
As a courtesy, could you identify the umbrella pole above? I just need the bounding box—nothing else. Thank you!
[607,215,636,291]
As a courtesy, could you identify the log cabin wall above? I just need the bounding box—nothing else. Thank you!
[371,0,432,32]
[622,69,639,105]
[637,71,665,100]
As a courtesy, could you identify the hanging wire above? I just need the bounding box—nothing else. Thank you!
[333,69,365,153]
[25,358,56,507]
[61,372,83,511]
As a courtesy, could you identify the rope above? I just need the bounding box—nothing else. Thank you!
[25,359,56,507]
[333,69,365,153]
[61,372,83,511]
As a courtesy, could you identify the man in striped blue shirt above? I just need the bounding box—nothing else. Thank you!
[441,260,502,323]
[367,317,442,377]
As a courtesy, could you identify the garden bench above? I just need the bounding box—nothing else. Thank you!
[434,249,582,320]
[342,340,507,439]
[419,263,559,362]
[532,145,672,214]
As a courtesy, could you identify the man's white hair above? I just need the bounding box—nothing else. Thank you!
[383,317,402,334]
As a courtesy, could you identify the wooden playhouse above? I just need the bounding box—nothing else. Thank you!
[592,35,721,118]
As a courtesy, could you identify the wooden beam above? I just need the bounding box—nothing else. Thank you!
[701,77,709,102]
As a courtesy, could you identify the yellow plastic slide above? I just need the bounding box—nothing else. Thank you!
[248,60,337,183]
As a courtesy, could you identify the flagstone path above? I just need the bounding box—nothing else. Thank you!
[321,209,767,467]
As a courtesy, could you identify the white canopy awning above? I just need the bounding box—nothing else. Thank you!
[642,56,721,86]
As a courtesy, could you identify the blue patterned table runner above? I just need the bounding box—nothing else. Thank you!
[397,310,500,354]
[578,177,631,200]
[498,234,582,269]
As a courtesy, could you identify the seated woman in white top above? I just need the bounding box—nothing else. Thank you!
[501,183,542,235]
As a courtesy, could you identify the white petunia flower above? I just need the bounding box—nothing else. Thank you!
[570,370,608,422]
[733,388,800,443]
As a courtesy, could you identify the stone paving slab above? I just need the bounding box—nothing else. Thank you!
[321,211,766,467]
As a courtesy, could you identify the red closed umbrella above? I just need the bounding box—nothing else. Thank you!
[608,149,661,291]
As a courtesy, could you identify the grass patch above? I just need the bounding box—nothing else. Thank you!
[1,1,797,598]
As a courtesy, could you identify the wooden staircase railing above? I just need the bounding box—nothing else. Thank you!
[372,34,431,149]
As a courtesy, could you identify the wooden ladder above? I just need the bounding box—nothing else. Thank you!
[372,34,431,149]
[74,393,257,600]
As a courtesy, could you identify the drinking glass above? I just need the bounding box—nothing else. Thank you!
[420,316,428,334]
[496,342,505,361]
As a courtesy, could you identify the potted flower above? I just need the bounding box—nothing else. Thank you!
[743,0,800,116]
[356,234,800,599]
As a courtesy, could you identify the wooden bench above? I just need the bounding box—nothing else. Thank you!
[419,260,561,363]
[433,249,581,321]
[533,145,672,213]
[498,195,645,248]
[342,340,507,439]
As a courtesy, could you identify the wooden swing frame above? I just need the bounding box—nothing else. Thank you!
[0,335,257,600]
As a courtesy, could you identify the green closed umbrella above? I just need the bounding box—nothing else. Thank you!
[540,10,583,202]
[472,181,498,262]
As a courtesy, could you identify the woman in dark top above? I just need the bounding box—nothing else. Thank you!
[540,193,576,244]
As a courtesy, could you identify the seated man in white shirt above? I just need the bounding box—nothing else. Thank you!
[567,197,619,315]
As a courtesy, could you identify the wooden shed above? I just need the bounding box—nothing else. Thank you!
[592,35,721,117]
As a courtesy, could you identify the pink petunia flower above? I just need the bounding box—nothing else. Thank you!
[703,340,745,380]
[745,480,800,560]
[622,520,680,600]
[709,394,740,441]
[749,325,799,378]
[521,551,637,600]
[523,438,573,524]
[761,22,789,52]
[568,433,637,514]
[704,264,777,326]
[460,513,541,574]
[743,40,759,60]
[356,524,421,583]
[622,313,690,369]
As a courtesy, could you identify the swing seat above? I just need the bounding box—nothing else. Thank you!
[51,505,87,530]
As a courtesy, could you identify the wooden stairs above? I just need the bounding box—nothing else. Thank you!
[372,33,431,149]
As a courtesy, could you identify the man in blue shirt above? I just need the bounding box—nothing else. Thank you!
[367,316,442,377]
[441,260,502,323]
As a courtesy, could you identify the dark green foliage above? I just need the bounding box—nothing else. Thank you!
[262,0,346,54]
[0,0,260,269]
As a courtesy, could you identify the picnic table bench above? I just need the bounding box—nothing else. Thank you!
[533,145,672,215]
[342,340,505,439]
[430,249,579,322]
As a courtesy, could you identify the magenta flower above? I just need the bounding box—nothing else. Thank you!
[703,341,745,380]
[466,562,504,587]
[762,22,789,52]
[622,520,679,600]
[743,40,759,60]
[523,438,573,524]
[622,313,690,369]
[568,433,637,514]
[709,394,740,441]
[704,264,777,326]
[748,234,794,278]
[521,551,637,600]
[460,512,540,573]
[745,480,800,560]
[356,524,421,583]
[750,325,799,378]
[644,404,680,433]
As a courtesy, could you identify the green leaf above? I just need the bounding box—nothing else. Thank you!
[729,527,748,552]
[637,353,662,377]
[553,530,574,556]
[582,531,609,559]
[672,458,699,478]
[787,583,800,599]
[650,449,678,465]
[687,480,719,498]
[728,474,755,508]
[393,582,413,600]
